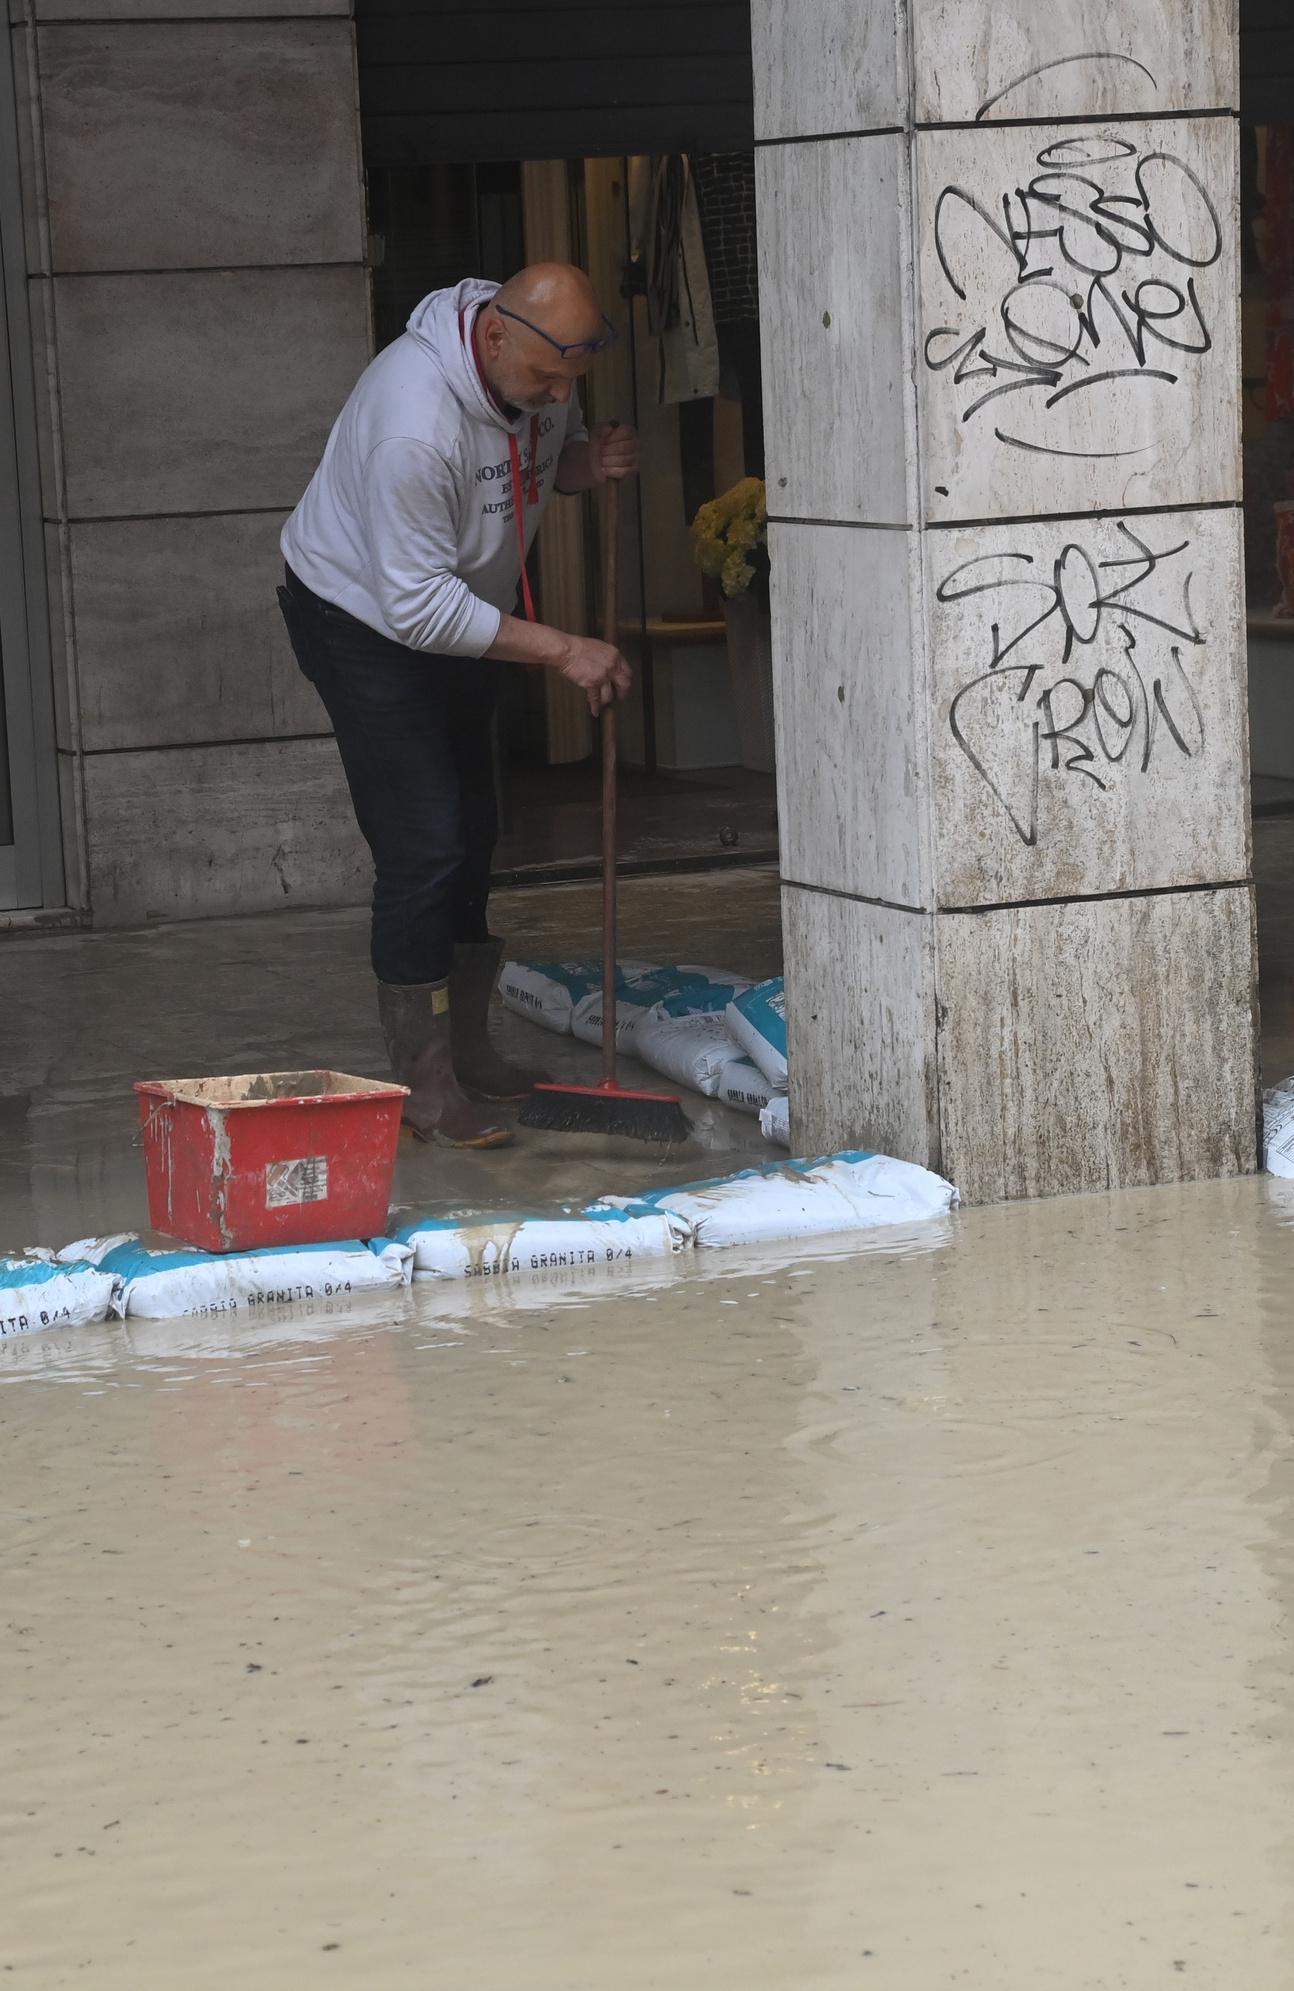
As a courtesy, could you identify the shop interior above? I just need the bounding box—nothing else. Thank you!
[365,152,779,883]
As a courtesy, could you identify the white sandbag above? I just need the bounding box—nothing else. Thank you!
[406,1251,696,1321]
[716,1057,775,1116]
[667,969,753,1011]
[633,1008,741,1098]
[760,1094,791,1147]
[726,978,788,1090]
[569,967,740,1059]
[0,1253,119,1337]
[87,1235,413,1321]
[396,1202,692,1283]
[1265,1079,1294,1179]
[504,959,747,1049]
[57,1233,135,1268]
[570,988,658,1054]
[609,1150,957,1250]
[497,960,605,1036]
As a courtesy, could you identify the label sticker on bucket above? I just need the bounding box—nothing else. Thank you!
[265,1157,329,1208]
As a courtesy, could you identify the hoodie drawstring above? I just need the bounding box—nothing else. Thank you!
[507,424,540,624]
[459,302,541,627]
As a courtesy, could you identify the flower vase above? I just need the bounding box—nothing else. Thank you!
[722,590,776,774]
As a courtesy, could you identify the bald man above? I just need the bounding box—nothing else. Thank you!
[277,264,639,1150]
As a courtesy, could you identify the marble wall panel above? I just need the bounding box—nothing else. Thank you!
[54,265,371,517]
[927,504,1250,904]
[39,22,364,272]
[771,519,928,906]
[913,0,1238,125]
[782,883,939,1165]
[82,738,368,925]
[936,885,1259,1200]
[68,514,327,751]
[752,0,906,142]
[756,133,912,526]
[916,116,1241,522]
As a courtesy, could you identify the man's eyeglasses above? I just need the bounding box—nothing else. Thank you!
[494,304,619,360]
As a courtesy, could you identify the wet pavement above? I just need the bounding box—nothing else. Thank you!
[6,811,1294,1248]
[5,851,1294,1983]
[0,867,784,1251]
[3,1175,1294,1985]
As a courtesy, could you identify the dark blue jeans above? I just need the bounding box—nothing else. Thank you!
[277,566,501,985]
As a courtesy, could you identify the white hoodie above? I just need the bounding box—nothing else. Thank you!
[281,279,587,657]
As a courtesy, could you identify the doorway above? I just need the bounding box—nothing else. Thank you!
[363,150,779,884]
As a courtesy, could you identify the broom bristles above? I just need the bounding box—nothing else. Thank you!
[519,1081,691,1145]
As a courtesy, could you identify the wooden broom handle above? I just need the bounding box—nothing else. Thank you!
[601,478,619,1087]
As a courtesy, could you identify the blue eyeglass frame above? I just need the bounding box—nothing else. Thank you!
[494,304,619,359]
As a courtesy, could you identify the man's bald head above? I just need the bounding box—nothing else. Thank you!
[477,263,610,414]
[493,263,606,346]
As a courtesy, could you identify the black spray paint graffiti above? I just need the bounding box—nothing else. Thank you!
[975,50,1159,124]
[925,133,1222,459]
[944,522,1206,846]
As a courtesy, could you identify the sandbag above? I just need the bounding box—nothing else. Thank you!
[1265,1079,1294,1178]
[760,1094,791,1147]
[633,1007,741,1098]
[570,987,663,1055]
[0,1254,119,1337]
[71,1236,413,1321]
[657,974,752,1016]
[608,1150,957,1250]
[395,1202,692,1283]
[408,1250,695,1320]
[497,960,608,1036]
[726,978,788,1090]
[716,1057,775,1116]
[570,965,744,1055]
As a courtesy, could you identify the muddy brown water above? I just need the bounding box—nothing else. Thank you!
[3,1175,1294,1987]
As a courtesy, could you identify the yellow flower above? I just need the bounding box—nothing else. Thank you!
[691,478,767,592]
[721,548,753,597]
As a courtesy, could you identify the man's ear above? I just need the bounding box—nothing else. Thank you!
[481,312,506,358]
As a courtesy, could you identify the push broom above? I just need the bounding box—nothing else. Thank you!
[520,478,691,1145]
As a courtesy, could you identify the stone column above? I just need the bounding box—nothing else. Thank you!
[753,0,1257,1200]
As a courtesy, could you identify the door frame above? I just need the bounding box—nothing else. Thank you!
[0,25,63,911]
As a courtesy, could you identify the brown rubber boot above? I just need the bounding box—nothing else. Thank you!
[377,979,513,1149]
[449,938,550,1103]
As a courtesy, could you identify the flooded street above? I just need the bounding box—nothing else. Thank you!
[4,1175,1294,1987]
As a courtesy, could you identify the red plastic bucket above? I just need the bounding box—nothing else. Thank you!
[134,1071,408,1255]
